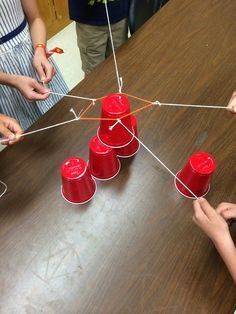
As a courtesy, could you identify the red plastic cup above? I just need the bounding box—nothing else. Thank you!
[61,157,97,204]
[175,152,216,199]
[88,136,121,180]
[115,115,140,158]
[97,93,134,148]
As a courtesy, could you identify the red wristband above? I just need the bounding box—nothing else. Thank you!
[34,44,64,59]
[34,43,46,53]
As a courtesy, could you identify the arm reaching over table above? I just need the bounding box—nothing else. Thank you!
[227,91,236,113]
[193,198,236,283]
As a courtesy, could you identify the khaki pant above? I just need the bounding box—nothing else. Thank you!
[76,19,128,74]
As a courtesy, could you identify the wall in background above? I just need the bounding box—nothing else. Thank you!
[38,0,71,39]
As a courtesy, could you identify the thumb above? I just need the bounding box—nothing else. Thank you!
[193,199,206,220]
[196,198,216,219]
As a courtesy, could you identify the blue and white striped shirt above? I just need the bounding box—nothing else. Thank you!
[0,0,69,130]
[0,0,29,52]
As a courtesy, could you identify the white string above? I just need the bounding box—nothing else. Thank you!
[104,1,123,93]
[153,101,229,110]
[119,77,123,93]
[113,119,199,199]
[0,180,7,198]
[0,94,229,145]
[70,108,82,120]
[49,91,229,110]
[0,109,81,144]
[50,91,96,102]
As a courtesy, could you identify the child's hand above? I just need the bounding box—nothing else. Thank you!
[193,198,230,244]
[216,202,236,221]
[227,91,236,113]
[15,76,50,101]
[193,199,236,283]
[33,49,56,84]
[0,114,23,145]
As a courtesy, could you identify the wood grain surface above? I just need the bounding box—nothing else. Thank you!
[0,0,235,313]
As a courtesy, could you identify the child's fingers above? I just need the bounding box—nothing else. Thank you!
[193,199,208,224]
[216,202,234,214]
[220,208,236,221]
[196,198,216,220]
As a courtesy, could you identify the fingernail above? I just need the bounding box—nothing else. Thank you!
[9,134,15,140]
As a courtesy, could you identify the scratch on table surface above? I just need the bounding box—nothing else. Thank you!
[72,247,83,270]
[31,270,49,285]
[45,246,70,260]
[45,246,51,280]
[48,247,71,280]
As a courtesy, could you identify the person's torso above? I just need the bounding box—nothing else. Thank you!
[0,0,25,37]
[68,0,129,25]
[0,0,29,52]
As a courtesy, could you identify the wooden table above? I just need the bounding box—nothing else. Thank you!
[0,0,235,312]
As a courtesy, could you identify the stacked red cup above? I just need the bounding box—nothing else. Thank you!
[97,93,140,158]
[61,157,97,204]
[60,94,141,205]
[88,135,121,180]
[115,115,140,158]
[97,93,134,148]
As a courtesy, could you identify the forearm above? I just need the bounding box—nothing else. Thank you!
[21,0,47,47]
[0,71,18,87]
[214,235,236,283]
[29,18,47,47]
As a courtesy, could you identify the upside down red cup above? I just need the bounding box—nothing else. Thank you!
[175,152,216,199]
[97,93,134,148]
[88,135,121,180]
[61,157,97,204]
[115,115,140,158]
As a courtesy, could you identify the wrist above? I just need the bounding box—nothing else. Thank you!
[213,231,233,251]
[34,43,46,56]
[12,74,24,89]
